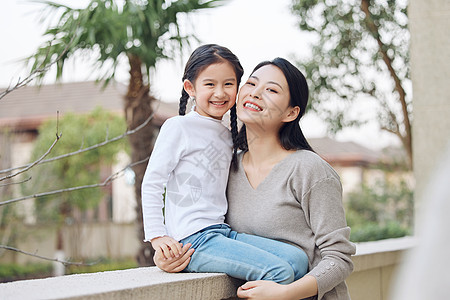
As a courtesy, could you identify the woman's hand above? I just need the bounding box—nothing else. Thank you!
[154,242,194,273]
[237,275,318,300]
[237,281,292,300]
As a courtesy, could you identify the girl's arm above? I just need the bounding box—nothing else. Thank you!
[142,117,186,242]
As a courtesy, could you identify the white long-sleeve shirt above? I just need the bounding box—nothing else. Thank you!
[141,111,232,242]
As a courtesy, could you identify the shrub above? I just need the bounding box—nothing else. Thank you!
[350,221,411,242]
[346,178,414,242]
[65,257,138,274]
[0,263,52,283]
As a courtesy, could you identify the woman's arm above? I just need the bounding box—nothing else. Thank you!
[301,177,355,299]
[153,243,195,273]
[237,275,318,300]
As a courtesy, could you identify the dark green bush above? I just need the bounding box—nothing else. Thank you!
[0,263,52,283]
[65,257,138,274]
[350,221,411,242]
[346,178,414,242]
[0,258,138,283]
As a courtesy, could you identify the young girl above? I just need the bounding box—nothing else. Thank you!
[141,44,308,283]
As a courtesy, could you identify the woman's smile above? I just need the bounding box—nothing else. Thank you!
[243,100,263,112]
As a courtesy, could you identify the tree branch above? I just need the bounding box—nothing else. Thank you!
[0,245,99,266]
[0,157,149,206]
[0,133,61,182]
[360,0,406,103]
[360,0,412,163]
[0,105,157,176]
[0,25,78,101]
[0,176,32,187]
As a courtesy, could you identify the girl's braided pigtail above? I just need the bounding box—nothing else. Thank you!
[179,89,189,116]
[230,104,239,171]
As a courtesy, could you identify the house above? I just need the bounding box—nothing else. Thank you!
[0,81,178,224]
[308,137,385,196]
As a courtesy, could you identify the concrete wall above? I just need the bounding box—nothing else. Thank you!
[0,223,140,264]
[0,237,414,300]
[409,0,450,210]
[347,237,414,300]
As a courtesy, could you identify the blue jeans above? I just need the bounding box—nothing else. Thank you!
[180,224,308,284]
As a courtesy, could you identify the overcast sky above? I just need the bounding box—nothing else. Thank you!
[0,0,399,149]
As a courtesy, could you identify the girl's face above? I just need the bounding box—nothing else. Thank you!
[237,64,299,130]
[184,62,238,120]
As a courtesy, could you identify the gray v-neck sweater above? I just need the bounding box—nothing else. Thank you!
[226,150,356,300]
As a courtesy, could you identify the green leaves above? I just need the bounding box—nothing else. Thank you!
[346,178,414,242]
[27,0,225,85]
[291,0,411,162]
[21,108,128,221]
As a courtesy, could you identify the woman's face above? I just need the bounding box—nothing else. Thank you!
[237,64,294,130]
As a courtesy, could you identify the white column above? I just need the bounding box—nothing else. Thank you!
[409,0,450,207]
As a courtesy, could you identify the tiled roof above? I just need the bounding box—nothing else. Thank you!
[0,81,178,130]
[309,136,382,166]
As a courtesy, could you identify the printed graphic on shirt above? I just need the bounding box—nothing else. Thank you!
[166,173,202,207]
[193,141,229,182]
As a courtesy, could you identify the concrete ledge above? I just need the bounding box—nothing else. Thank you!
[347,237,416,300]
[0,267,241,300]
[353,236,416,272]
[0,237,416,300]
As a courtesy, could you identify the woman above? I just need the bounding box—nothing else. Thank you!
[154,58,356,300]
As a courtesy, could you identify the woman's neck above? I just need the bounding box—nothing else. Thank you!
[244,126,291,166]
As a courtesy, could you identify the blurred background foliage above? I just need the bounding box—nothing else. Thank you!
[291,0,412,167]
[346,177,414,242]
[0,257,137,283]
[21,107,128,223]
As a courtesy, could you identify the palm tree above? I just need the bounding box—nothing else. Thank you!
[27,0,224,266]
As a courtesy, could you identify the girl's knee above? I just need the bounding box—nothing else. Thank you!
[287,246,308,263]
[291,250,309,279]
[277,268,295,284]
[263,261,295,284]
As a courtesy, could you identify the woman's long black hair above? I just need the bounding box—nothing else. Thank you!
[232,57,314,171]
[178,44,244,169]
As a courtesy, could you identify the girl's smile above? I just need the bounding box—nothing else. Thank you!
[184,62,238,120]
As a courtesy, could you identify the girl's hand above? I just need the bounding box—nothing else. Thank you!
[154,242,194,272]
[150,236,183,259]
[237,281,293,300]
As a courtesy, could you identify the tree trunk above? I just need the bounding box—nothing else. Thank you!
[360,0,413,168]
[125,54,156,266]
